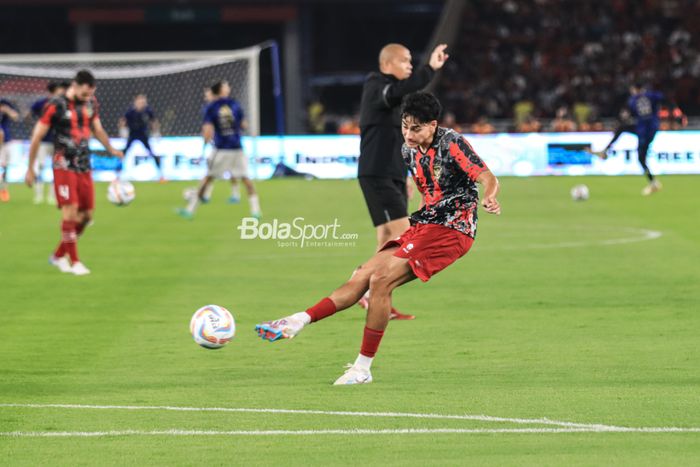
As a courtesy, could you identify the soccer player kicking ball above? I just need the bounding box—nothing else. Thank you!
[25,70,123,275]
[255,92,500,385]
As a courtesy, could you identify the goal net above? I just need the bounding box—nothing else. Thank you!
[0,44,266,181]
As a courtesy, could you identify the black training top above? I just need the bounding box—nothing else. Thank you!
[358,64,435,181]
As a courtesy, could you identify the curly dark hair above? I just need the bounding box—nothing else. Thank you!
[400,92,442,123]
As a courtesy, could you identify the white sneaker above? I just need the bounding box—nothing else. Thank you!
[333,365,373,385]
[642,180,662,196]
[33,196,44,205]
[71,262,91,276]
[255,316,305,341]
[49,255,72,273]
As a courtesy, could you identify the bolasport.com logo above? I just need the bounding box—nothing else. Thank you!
[237,217,359,248]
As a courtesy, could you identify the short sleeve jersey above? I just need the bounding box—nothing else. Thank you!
[203,97,244,149]
[628,91,663,134]
[402,127,489,238]
[40,95,99,172]
[124,106,155,136]
[31,97,54,143]
[0,99,18,141]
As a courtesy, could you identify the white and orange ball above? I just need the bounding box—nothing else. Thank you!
[190,305,235,349]
[107,180,136,206]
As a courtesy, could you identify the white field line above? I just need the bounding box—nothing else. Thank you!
[2,427,700,438]
[481,228,663,251]
[0,403,621,430]
[231,228,663,260]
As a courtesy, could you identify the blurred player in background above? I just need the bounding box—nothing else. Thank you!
[25,70,123,275]
[355,42,449,320]
[255,92,500,385]
[597,83,665,196]
[178,80,260,219]
[0,98,20,202]
[119,94,164,182]
[29,80,69,204]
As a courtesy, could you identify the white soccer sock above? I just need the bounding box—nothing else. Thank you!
[186,195,200,214]
[231,184,241,199]
[353,354,374,371]
[291,311,312,325]
[249,194,261,215]
[34,181,44,200]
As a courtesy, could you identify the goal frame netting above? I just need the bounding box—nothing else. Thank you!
[0,44,265,138]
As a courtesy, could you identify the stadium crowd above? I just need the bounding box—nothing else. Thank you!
[435,0,699,132]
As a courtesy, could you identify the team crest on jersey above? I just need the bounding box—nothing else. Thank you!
[86,106,94,118]
[218,105,233,117]
[64,111,72,118]
[433,159,443,179]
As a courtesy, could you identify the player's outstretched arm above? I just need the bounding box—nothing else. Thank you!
[25,121,51,187]
[428,44,449,71]
[92,118,123,158]
[201,123,215,143]
[476,170,501,215]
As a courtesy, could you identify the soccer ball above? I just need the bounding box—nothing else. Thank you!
[182,187,197,201]
[190,305,235,349]
[107,180,136,206]
[570,184,590,201]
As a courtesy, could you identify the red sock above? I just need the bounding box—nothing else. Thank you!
[61,220,79,263]
[53,241,65,258]
[360,326,385,358]
[76,220,88,237]
[305,297,337,322]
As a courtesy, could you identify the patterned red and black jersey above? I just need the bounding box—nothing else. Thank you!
[40,95,99,173]
[402,127,488,238]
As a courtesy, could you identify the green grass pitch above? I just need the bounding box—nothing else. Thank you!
[1,175,699,466]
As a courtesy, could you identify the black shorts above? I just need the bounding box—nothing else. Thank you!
[358,176,408,227]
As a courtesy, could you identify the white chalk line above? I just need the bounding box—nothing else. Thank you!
[234,227,663,260]
[2,427,700,438]
[478,228,662,251]
[0,403,619,430]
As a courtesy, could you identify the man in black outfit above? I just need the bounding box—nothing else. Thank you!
[357,43,449,320]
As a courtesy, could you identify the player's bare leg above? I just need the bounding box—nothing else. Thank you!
[255,248,399,341]
[358,216,415,319]
[178,175,214,219]
[335,256,416,385]
[228,177,241,204]
[241,176,261,218]
[0,131,8,202]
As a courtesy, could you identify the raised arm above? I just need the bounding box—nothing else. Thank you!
[382,44,449,107]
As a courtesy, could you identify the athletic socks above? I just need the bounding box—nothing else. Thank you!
[360,326,384,359]
[231,184,241,200]
[353,353,375,371]
[186,194,200,214]
[249,194,261,216]
[60,220,79,263]
[305,297,337,322]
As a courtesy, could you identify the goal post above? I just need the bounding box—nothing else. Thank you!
[0,42,280,181]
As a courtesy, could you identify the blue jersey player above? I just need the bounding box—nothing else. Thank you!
[119,94,163,181]
[0,97,19,202]
[628,83,664,195]
[178,80,260,219]
[29,80,69,204]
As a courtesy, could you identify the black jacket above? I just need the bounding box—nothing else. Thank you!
[358,65,435,180]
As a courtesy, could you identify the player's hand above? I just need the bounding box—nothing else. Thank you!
[429,44,449,71]
[110,149,124,159]
[482,196,501,215]
[406,178,414,200]
[25,169,36,187]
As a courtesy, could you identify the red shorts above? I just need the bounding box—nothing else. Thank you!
[53,169,94,211]
[380,223,474,282]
